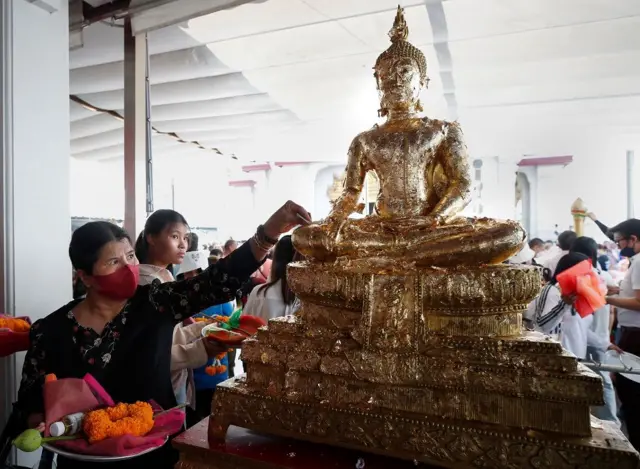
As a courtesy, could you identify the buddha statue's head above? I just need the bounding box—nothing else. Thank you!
[374,6,429,118]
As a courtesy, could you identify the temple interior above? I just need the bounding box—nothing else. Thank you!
[1,1,640,469]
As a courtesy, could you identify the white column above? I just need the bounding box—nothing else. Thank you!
[481,157,518,221]
[518,166,539,237]
[1,1,70,466]
[123,20,148,238]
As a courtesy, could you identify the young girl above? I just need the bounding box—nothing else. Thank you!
[188,292,235,428]
[243,236,300,321]
[135,210,226,411]
[524,252,620,359]
[570,236,620,424]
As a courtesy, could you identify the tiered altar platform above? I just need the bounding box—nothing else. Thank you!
[174,418,442,469]
[209,262,639,469]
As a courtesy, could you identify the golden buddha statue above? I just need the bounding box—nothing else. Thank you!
[293,7,524,267]
[206,8,638,469]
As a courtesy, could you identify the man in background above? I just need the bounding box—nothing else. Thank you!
[187,232,199,252]
[223,239,237,257]
[541,230,577,276]
[528,238,545,257]
[606,218,640,450]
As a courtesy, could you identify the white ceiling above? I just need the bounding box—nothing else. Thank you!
[70,0,640,164]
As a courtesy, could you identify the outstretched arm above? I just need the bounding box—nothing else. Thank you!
[325,137,368,227]
[431,122,472,220]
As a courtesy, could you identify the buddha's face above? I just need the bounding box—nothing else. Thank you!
[375,57,424,110]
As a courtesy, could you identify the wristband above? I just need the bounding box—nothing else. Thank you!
[257,224,278,246]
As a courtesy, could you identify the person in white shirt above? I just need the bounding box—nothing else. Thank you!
[507,239,535,265]
[605,219,640,449]
[243,235,299,322]
[528,238,545,258]
[524,252,619,360]
[540,230,577,278]
[570,236,619,424]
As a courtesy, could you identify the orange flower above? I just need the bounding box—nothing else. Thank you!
[204,362,228,376]
[83,402,154,443]
[0,318,29,332]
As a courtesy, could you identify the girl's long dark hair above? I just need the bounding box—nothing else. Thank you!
[257,236,297,305]
[570,236,598,268]
[135,209,188,264]
[550,252,589,285]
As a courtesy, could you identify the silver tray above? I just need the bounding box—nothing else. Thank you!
[41,437,167,462]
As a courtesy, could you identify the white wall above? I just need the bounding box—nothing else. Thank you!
[1,1,71,466]
[314,164,343,219]
[535,149,637,242]
[71,158,124,218]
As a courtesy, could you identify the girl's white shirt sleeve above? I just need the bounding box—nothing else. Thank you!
[525,285,567,334]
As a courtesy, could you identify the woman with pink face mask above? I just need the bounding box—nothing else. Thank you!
[15,201,311,469]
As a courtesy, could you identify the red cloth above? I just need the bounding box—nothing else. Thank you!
[52,404,184,457]
[45,374,184,456]
[44,377,101,437]
[83,373,115,407]
[556,259,606,318]
[0,315,30,357]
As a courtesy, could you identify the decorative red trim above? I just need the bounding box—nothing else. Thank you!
[228,180,256,188]
[518,156,573,167]
[242,163,271,172]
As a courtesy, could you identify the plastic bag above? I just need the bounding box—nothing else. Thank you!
[556,260,605,318]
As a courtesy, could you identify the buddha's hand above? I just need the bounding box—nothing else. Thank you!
[323,216,346,241]
[263,200,312,239]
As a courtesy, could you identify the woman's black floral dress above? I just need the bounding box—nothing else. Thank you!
[17,242,261,469]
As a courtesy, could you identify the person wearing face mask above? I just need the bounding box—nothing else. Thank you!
[588,212,636,259]
[15,201,311,469]
[605,219,640,450]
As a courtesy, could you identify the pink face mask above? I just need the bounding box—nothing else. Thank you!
[92,265,140,300]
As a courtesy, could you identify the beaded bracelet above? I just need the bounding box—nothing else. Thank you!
[252,233,275,253]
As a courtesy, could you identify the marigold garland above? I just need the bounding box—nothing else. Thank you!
[83,402,154,443]
[0,318,30,332]
[205,364,227,375]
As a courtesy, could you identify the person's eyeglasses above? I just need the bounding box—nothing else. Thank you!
[616,238,629,247]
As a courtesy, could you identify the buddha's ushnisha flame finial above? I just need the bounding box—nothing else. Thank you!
[389,5,409,43]
[374,5,428,85]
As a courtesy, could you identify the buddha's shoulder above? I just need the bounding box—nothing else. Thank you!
[421,117,461,131]
[349,128,375,147]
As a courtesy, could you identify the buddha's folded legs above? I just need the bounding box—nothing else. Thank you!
[293,217,525,267]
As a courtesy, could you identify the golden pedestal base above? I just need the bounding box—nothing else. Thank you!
[210,262,639,468]
[210,379,638,469]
